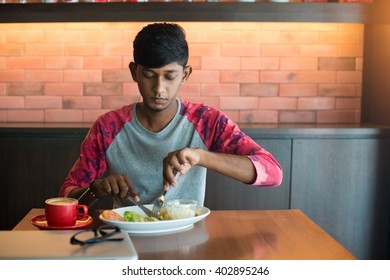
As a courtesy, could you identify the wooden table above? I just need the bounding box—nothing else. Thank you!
[13,208,356,260]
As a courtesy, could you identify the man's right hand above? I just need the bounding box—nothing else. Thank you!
[90,174,140,202]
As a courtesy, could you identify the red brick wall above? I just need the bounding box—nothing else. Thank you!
[0,22,363,124]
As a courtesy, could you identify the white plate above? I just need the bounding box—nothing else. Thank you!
[99,205,210,234]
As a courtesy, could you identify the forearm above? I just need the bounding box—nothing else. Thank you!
[197,149,256,184]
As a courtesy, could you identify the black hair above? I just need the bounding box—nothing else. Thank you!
[133,22,189,68]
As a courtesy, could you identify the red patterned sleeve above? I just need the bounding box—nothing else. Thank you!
[183,101,282,187]
[59,105,132,196]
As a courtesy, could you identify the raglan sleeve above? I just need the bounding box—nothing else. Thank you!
[206,111,283,188]
[59,120,109,197]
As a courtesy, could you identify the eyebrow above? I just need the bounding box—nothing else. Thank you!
[143,68,179,74]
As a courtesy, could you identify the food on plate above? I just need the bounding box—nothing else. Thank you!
[101,210,125,221]
[166,199,198,219]
[102,204,202,223]
[124,211,159,222]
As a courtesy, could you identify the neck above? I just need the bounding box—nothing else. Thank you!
[136,101,178,132]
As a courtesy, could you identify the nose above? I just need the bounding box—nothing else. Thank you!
[153,77,166,97]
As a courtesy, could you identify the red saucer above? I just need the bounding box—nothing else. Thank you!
[31,214,93,230]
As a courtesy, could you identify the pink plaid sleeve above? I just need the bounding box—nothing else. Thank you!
[59,105,133,196]
[182,101,282,187]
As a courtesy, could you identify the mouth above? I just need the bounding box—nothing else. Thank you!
[151,97,167,104]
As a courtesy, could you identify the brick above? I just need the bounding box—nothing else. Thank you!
[336,97,361,110]
[25,96,62,109]
[83,109,110,123]
[240,83,279,97]
[279,110,316,123]
[122,83,140,97]
[298,71,336,83]
[202,30,241,43]
[6,57,44,69]
[201,84,239,97]
[222,110,239,123]
[7,83,43,96]
[280,84,317,97]
[0,43,24,56]
[262,45,300,57]
[103,69,133,83]
[337,71,362,83]
[318,57,356,70]
[7,110,44,122]
[25,44,63,56]
[0,96,24,109]
[338,44,363,57]
[317,110,356,123]
[261,71,298,83]
[280,58,318,70]
[0,110,5,122]
[102,96,135,109]
[239,110,278,123]
[300,45,338,57]
[179,83,201,97]
[0,70,24,82]
[65,22,103,30]
[45,109,83,122]
[25,70,63,82]
[263,22,303,31]
[0,84,5,96]
[220,70,259,83]
[104,43,132,56]
[84,56,123,69]
[188,57,201,70]
[63,96,101,109]
[319,31,359,44]
[84,30,122,43]
[241,30,280,44]
[189,70,220,83]
[84,83,122,96]
[64,44,103,56]
[280,31,318,44]
[241,57,279,70]
[259,97,297,110]
[222,44,260,57]
[319,84,357,97]
[298,97,335,110]
[45,83,83,96]
[64,70,102,82]
[220,97,258,110]
[45,57,83,69]
[190,44,221,57]
[44,30,83,43]
[201,57,240,70]
[6,30,44,43]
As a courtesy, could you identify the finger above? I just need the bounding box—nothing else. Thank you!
[107,175,121,196]
[122,174,139,202]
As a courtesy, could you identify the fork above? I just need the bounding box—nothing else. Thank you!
[152,170,179,216]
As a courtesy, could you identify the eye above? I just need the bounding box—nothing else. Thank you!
[142,71,154,79]
[165,74,177,81]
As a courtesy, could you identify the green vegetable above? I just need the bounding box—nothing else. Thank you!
[124,211,144,222]
[123,211,159,222]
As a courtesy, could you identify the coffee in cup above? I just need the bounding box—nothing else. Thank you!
[45,197,88,227]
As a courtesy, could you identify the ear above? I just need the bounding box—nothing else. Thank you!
[182,65,192,83]
[129,62,137,82]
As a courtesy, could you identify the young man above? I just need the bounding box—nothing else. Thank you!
[60,23,282,207]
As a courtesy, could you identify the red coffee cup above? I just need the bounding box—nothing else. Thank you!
[45,197,88,227]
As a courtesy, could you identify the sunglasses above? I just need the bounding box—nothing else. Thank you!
[70,225,124,246]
